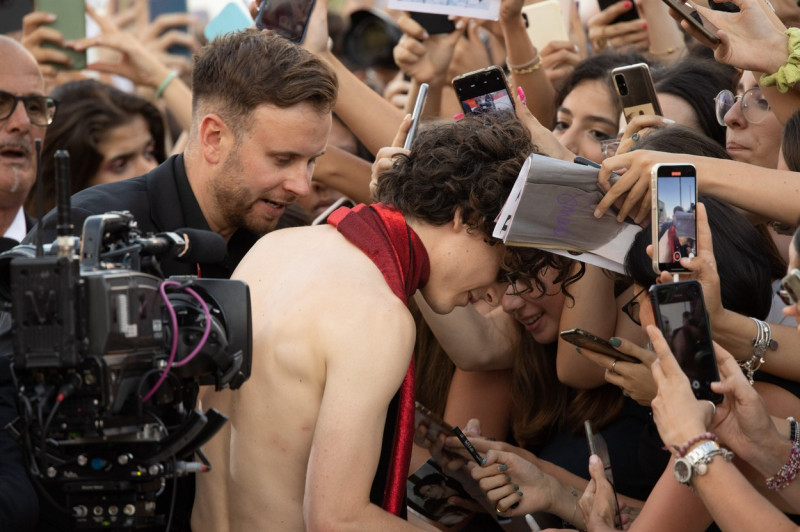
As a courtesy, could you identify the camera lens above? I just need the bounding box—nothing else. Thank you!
[614,74,628,96]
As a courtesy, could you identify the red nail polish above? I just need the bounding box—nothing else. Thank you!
[517,86,527,104]
[642,20,648,28]
[453,112,465,120]
[624,1,632,7]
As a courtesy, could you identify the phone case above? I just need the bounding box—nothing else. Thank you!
[649,280,723,403]
[659,0,721,44]
[452,66,514,115]
[148,0,187,19]
[203,2,254,42]
[36,0,86,70]
[650,163,697,274]
[560,328,639,363]
[404,83,429,150]
[521,0,569,51]
[410,11,455,35]
[612,63,662,122]
[0,0,32,35]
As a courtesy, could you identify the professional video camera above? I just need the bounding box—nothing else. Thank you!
[0,202,252,529]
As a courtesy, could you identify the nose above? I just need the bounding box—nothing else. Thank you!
[481,281,507,307]
[724,98,746,129]
[501,290,524,313]
[284,162,312,198]
[555,126,580,156]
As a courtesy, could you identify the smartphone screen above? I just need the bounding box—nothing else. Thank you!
[612,63,662,122]
[452,66,514,116]
[651,164,697,273]
[255,0,316,43]
[649,280,723,403]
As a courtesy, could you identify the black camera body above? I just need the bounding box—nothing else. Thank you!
[3,211,251,529]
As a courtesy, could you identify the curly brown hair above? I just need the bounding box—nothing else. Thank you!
[502,247,586,303]
[374,111,534,239]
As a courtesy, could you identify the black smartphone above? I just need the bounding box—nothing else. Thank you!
[452,65,514,116]
[597,0,641,23]
[560,328,640,363]
[410,11,455,34]
[649,280,723,403]
[611,63,662,123]
[255,0,316,43]
[148,0,190,58]
[404,82,429,151]
[0,0,32,35]
[650,163,697,273]
[584,420,622,529]
[709,0,740,12]
[660,0,721,44]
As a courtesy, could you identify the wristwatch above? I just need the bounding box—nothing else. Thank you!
[673,441,724,485]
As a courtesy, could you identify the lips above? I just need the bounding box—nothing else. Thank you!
[518,311,544,331]
[0,141,32,162]
[726,141,748,152]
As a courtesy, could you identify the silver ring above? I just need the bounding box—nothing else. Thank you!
[611,360,618,374]
[705,400,717,419]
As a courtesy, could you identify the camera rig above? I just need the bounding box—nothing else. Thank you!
[1,208,252,530]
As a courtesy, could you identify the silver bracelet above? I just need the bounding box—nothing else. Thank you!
[740,318,777,384]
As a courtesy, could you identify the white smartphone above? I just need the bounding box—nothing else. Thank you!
[650,163,697,274]
[521,0,569,51]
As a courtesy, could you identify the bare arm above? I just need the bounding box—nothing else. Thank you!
[312,146,373,205]
[443,367,513,441]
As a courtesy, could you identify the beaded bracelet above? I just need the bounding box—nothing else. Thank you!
[663,432,718,457]
[761,27,800,93]
[767,442,800,491]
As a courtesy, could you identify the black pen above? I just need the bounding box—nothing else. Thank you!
[453,426,483,465]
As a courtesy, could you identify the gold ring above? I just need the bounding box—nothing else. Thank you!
[611,360,618,374]
[495,503,504,514]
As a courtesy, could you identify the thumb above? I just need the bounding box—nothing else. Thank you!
[464,417,482,437]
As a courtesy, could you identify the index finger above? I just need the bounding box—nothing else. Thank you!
[591,0,636,25]
[646,325,683,378]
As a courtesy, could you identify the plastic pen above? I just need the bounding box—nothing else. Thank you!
[452,426,483,464]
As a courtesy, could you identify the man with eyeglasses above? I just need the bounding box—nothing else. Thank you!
[0,35,49,532]
[0,36,54,252]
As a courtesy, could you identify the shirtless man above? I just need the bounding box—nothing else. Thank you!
[192,111,534,530]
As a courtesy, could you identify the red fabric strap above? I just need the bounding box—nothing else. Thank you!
[328,203,430,515]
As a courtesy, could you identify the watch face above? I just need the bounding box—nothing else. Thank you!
[674,458,692,483]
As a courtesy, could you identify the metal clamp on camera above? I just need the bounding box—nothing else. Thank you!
[0,150,252,530]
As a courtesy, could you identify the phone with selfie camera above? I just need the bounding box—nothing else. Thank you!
[36,0,86,70]
[452,65,514,116]
[660,0,721,44]
[612,63,662,123]
[651,163,697,274]
[410,11,455,34]
[256,0,316,43]
[649,280,722,403]
[560,328,640,363]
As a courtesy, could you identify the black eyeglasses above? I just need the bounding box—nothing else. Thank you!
[0,90,58,127]
[622,286,647,326]
[505,272,534,297]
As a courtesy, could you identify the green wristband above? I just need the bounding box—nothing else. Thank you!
[156,71,179,99]
[760,28,800,93]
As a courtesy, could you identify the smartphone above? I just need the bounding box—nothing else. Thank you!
[404,83,429,151]
[584,421,622,529]
[0,0,32,35]
[660,0,721,44]
[452,65,514,116]
[612,63,662,123]
[36,0,86,70]
[311,196,355,226]
[709,0,740,12]
[410,11,455,35]
[255,0,316,43]
[782,269,800,305]
[560,328,640,363]
[521,0,569,51]
[649,280,723,403]
[651,163,697,273]
[414,401,455,446]
[203,1,254,41]
[597,0,641,23]
[148,0,190,57]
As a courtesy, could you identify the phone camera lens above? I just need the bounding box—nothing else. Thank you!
[614,74,629,96]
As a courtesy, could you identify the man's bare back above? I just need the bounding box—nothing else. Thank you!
[191,224,418,531]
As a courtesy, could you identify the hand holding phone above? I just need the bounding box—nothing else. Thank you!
[660,0,721,44]
[584,421,623,529]
[256,0,316,43]
[560,328,640,363]
[36,0,87,70]
[612,63,662,122]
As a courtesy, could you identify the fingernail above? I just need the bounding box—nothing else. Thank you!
[511,501,521,509]
[594,208,603,218]
[455,19,466,30]
[481,457,488,465]
[513,484,519,491]
[609,337,622,347]
[624,0,632,7]
[422,30,430,39]
[506,474,512,482]
[516,492,524,498]
[662,118,676,124]
[642,21,648,29]
[574,44,579,52]
[517,86,526,105]
[45,13,56,21]
[590,454,601,465]
[453,112,465,120]
[498,464,508,472]
[575,347,583,354]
